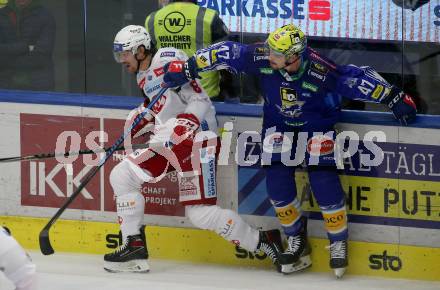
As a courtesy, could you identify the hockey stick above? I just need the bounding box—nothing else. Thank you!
[39,86,168,255]
[0,143,150,163]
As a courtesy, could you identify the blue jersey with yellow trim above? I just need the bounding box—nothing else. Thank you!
[194,41,392,132]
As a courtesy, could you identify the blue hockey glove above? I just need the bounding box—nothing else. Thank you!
[382,87,417,125]
[163,57,199,88]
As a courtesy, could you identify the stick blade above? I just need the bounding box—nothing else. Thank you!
[39,228,54,255]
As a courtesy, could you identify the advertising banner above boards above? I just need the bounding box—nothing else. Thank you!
[197,0,440,43]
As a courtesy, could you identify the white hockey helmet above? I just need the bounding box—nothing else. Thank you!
[113,25,152,63]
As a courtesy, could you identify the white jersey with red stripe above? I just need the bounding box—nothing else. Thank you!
[135,47,217,144]
[111,51,263,260]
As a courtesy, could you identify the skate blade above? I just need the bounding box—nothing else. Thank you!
[104,259,150,273]
[281,255,312,274]
[333,267,346,279]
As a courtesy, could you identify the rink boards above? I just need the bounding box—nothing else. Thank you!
[1,215,440,281]
[0,90,439,281]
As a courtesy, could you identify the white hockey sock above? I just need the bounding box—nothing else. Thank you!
[110,160,146,241]
[186,204,260,252]
[115,192,146,241]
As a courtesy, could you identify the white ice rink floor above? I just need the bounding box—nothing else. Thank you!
[1,252,439,290]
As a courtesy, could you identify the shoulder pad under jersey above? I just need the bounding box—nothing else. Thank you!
[152,47,188,66]
[250,43,270,63]
[140,48,187,98]
[305,47,338,82]
[307,48,337,70]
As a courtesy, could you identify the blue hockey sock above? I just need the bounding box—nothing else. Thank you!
[265,163,303,236]
[308,166,348,241]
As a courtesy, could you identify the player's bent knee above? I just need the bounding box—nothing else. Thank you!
[110,160,142,197]
[109,161,127,191]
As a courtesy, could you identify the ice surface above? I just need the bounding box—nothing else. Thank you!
[0,252,439,290]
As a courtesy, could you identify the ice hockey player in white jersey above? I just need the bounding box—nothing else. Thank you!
[104,25,283,273]
[0,227,37,290]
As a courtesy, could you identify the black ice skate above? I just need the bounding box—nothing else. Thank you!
[256,229,283,272]
[328,240,348,279]
[278,217,312,274]
[104,226,149,273]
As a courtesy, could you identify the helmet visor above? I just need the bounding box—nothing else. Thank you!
[264,42,286,59]
[113,50,133,63]
[113,42,133,63]
[264,40,284,56]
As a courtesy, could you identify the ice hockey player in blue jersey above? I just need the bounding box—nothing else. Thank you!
[163,24,417,278]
